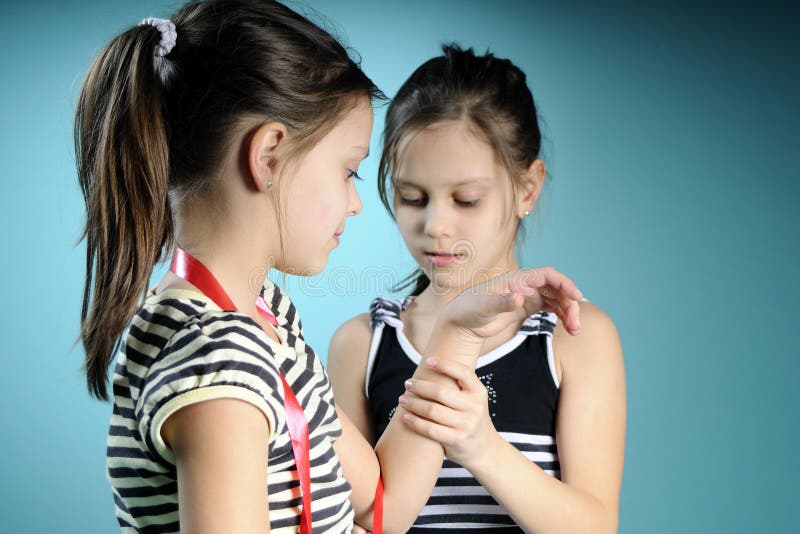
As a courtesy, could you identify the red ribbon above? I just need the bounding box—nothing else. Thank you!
[169,247,310,531]
[169,247,383,533]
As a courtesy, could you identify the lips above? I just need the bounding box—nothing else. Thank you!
[424,251,462,267]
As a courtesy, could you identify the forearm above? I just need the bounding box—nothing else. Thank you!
[368,324,483,533]
[468,434,617,534]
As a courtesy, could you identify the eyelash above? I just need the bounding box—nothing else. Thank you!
[399,197,480,208]
[400,197,425,207]
[347,169,364,181]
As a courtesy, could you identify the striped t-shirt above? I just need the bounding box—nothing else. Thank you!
[366,297,561,531]
[106,282,354,533]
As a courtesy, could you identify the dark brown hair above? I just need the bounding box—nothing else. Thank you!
[378,44,543,296]
[75,0,382,400]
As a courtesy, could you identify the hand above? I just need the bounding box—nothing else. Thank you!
[353,525,372,534]
[441,267,583,340]
[399,358,498,469]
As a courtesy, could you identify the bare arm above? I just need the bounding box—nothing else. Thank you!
[162,399,272,534]
[327,314,377,446]
[327,315,381,524]
[329,314,484,533]
[401,301,626,533]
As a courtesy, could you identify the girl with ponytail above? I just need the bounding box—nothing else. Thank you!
[76,2,583,532]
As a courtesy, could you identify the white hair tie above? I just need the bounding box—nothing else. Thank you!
[139,17,177,57]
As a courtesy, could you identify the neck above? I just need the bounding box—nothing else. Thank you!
[161,197,278,319]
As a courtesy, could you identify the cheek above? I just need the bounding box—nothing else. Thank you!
[317,201,333,221]
[395,210,419,240]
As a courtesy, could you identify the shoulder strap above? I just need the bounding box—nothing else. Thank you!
[519,310,558,336]
[369,297,405,330]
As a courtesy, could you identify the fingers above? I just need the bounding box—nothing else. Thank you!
[402,379,471,412]
[510,267,580,298]
[565,298,581,335]
[401,410,463,446]
[542,290,581,335]
[423,358,485,394]
[403,360,484,412]
[485,291,525,315]
[398,394,464,427]
[400,358,487,429]
[515,267,583,335]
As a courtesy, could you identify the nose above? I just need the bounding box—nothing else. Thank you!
[348,180,363,216]
[423,202,451,238]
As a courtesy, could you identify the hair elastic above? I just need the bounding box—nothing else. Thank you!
[139,17,177,57]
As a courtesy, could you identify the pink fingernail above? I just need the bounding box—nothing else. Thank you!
[426,358,439,367]
[404,379,414,389]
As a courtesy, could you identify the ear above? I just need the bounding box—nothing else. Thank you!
[247,122,288,193]
[517,158,546,218]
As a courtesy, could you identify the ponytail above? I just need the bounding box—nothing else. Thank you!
[75,25,173,400]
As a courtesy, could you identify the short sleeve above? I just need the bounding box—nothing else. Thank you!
[135,313,287,464]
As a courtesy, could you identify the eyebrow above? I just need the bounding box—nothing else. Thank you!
[353,145,370,158]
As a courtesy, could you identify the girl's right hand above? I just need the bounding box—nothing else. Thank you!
[440,267,583,340]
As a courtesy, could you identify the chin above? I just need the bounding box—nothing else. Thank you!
[275,254,328,278]
[425,268,466,294]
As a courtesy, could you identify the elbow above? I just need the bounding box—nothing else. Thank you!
[375,494,419,534]
[378,506,416,534]
[352,499,416,534]
[593,501,619,534]
[572,493,617,534]
[353,514,411,534]
[381,517,415,534]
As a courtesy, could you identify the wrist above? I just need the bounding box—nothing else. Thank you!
[463,430,504,475]
[424,319,485,361]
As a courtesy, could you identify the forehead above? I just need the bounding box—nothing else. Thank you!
[318,98,374,154]
[395,121,502,187]
[334,98,373,141]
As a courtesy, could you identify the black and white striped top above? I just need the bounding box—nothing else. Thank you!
[107,282,354,533]
[366,297,561,532]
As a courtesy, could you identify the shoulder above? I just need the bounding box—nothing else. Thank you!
[130,304,288,464]
[552,300,623,380]
[142,309,285,386]
[327,313,372,370]
[135,298,286,413]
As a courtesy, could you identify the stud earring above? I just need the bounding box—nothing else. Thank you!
[266,180,273,191]
[523,210,530,217]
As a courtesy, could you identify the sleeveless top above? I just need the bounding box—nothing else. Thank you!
[366,297,561,532]
[107,281,354,533]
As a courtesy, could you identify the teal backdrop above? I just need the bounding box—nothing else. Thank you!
[1,1,797,532]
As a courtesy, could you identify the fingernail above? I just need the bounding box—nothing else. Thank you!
[398,395,408,405]
[426,358,439,367]
[404,379,414,389]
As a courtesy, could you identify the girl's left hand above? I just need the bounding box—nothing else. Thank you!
[399,357,498,469]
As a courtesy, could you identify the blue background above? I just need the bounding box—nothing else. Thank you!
[0,1,797,532]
